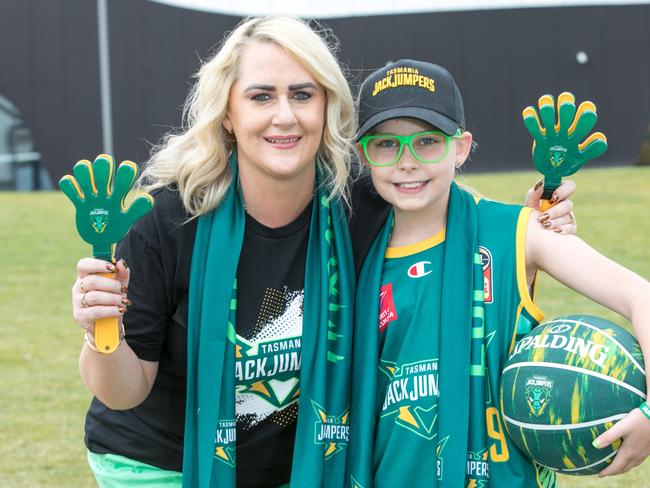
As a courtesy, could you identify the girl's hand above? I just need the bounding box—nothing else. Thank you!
[72,258,130,335]
[593,407,650,476]
[524,179,577,235]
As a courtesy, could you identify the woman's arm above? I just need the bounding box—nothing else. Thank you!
[525,213,650,476]
[524,179,576,234]
[74,258,158,410]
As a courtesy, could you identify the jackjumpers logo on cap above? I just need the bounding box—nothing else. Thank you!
[372,66,435,97]
[357,59,465,140]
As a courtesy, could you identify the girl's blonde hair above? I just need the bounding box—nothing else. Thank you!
[140,16,356,216]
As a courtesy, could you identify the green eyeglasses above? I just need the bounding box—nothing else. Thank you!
[359,129,462,167]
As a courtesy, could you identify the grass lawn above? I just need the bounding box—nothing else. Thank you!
[1,166,648,487]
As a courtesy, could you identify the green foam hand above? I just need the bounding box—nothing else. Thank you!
[522,92,607,202]
[59,154,155,261]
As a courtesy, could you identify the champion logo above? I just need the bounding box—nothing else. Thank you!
[407,261,432,279]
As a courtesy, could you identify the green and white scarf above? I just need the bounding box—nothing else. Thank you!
[183,154,355,487]
[347,183,488,487]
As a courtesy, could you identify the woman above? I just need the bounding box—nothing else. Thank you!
[70,17,574,488]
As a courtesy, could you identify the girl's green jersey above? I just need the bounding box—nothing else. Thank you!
[369,199,556,488]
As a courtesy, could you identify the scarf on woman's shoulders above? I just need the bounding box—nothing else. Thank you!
[347,183,488,487]
[183,153,355,487]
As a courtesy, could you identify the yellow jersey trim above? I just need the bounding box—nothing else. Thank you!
[385,229,446,258]
[516,207,544,323]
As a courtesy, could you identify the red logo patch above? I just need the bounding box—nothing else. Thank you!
[379,283,398,332]
[479,246,493,304]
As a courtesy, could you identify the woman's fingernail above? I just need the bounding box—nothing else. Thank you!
[121,284,128,294]
[107,264,115,272]
[538,213,549,223]
[543,220,552,228]
[534,179,543,191]
[592,438,601,449]
[118,306,127,314]
[549,194,559,204]
[121,297,132,306]
[554,227,562,233]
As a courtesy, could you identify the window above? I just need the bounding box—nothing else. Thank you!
[0,95,49,190]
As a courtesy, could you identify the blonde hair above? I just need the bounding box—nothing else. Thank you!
[140,16,356,216]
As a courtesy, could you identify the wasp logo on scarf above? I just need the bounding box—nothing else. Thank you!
[466,448,490,487]
[312,400,349,459]
[214,419,236,467]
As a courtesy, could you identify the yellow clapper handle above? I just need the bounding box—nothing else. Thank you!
[94,271,122,353]
[539,197,555,213]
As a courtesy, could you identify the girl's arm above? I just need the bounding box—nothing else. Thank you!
[525,211,650,477]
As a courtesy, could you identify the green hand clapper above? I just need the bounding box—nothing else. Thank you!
[59,154,154,353]
[522,92,607,211]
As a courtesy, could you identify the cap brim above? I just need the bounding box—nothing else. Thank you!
[356,107,459,141]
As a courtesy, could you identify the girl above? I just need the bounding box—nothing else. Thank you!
[347,59,650,487]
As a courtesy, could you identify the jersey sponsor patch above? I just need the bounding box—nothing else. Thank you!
[379,283,398,332]
[479,247,493,304]
[407,260,433,279]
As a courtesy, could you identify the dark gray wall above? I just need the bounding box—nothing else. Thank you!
[2,0,649,182]
[0,0,103,183]
[107,1,241,166]
[328,5,650,172]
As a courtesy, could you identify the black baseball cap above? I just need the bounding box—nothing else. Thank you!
[357,59,465,139]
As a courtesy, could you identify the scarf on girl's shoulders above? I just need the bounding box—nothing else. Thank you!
[347,182,488,487]
[183,153,355,487]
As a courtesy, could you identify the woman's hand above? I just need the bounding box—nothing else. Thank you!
[72,258,130,336]
[593,407,650,476]
[524,179,577,235]
[74,257,158,409]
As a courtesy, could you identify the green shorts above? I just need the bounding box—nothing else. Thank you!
[87,450,291,487]
[87,451,183,487]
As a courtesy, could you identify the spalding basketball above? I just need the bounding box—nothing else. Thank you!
[499,315,646,475]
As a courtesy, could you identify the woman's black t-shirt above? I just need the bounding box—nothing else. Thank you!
[84,175,389,487]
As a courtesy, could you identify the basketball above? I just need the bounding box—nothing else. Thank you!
[499,314,646,475]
